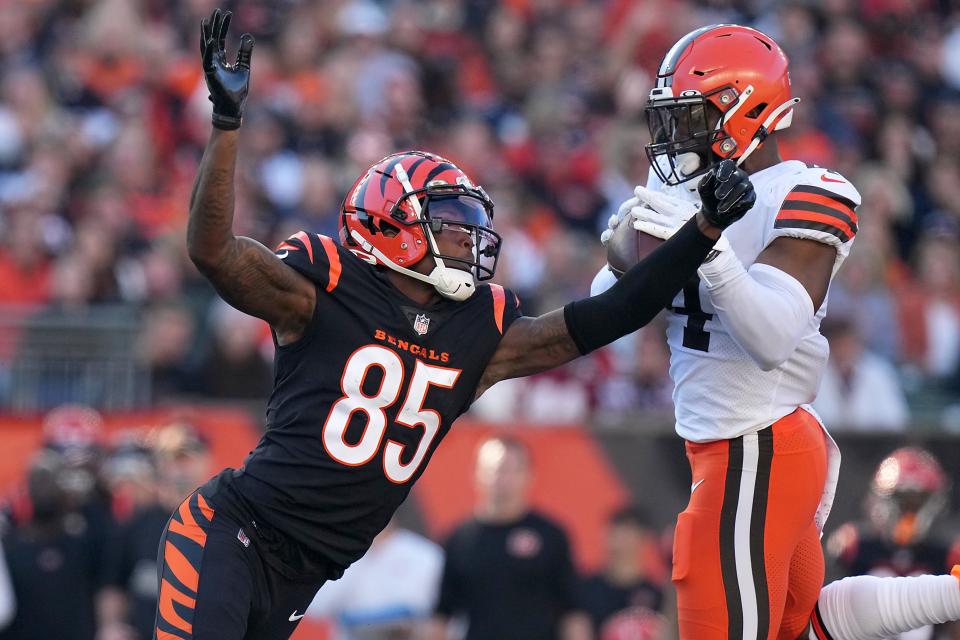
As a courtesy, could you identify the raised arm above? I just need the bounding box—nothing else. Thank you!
[187,9,314,345]
[476,213,719,397]
[476,160,755,397]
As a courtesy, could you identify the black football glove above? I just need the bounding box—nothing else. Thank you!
[200,9,254,131]
[697,159,756,229]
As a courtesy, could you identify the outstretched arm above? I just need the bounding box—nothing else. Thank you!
[187,9,314,345]
[476,213,720,397]
[477,159,755,397]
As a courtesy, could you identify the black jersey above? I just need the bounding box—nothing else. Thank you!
[434,511,581,640]
[830,521,953,577]
[201,231,522,580]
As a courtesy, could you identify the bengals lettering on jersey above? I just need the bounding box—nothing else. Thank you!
[199,231,522,579]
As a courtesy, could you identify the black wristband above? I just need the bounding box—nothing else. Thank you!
[212,113,242,130]
[564,217,716,354]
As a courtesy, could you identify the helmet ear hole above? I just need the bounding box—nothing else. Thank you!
[745,103,767,119]
[379,220,401,238]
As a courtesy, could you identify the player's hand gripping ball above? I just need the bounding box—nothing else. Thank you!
[605,160,755,276]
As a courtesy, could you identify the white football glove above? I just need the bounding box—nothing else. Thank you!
[633,184,699,225]
[600,193,641,246]
[630,186,732,254]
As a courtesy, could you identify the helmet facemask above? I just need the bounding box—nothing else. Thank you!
[420,193,501,282]
[646,86,744,187]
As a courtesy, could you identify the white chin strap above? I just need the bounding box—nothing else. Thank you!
[349,229,475,301]
[349,163,478,302]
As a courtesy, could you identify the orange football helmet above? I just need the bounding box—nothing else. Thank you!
[340,151,500,301]
[646,24,800,186]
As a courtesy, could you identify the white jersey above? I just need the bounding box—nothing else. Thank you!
[656,160,860,442]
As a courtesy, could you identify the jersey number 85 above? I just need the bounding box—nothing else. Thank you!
[322,345,461,484]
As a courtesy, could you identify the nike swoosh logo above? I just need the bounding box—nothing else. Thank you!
[820,174,844,183]
[276,250,289,259]
[289,610,305,622]
[691,478,705,494]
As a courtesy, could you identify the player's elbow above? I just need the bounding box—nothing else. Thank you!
[748,341,796,371]
[753,352,788,372]
[187,238,230,276]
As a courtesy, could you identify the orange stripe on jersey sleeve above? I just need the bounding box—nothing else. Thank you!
[318,234,341,293]
[775,210,856,241]
[785,190,858,225]
[776,185,858,243]
[490,284,506,334]
[292,231,314,264]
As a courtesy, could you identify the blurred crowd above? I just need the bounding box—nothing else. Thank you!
[0,405,215,640]
[1,414,957,640]
[1,0,960,428]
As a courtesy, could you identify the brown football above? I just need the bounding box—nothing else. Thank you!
[605,213,665,277]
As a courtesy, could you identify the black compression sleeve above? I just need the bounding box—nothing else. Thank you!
[563,217,717,354]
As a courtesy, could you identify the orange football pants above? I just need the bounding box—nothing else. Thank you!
[673,408,827,640]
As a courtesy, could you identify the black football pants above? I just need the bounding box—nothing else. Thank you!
[152,491,326,640]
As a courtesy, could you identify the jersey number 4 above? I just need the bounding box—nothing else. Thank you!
[675,279,712,352]
[322,345,461,484]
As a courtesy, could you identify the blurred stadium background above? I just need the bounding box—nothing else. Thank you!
[1,0,960,638]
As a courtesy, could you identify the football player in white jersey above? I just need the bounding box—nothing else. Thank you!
[592,24,960,640]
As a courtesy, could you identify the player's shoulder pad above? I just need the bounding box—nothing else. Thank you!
[475,283,522,335]
[786,164,862,207]
[274,230,343,293]
[770,164,861,245]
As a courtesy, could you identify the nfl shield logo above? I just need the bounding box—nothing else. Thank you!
[413,313,431,335]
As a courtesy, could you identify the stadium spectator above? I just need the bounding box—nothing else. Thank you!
[101,422,211,640]
[430,436,590,640]
[193,301,272,399]
[814,316,910,432]
[578,506,665,638]
[897,228,960,384]
[306,518,443,640]
[0,450,104,640]
[0,0,956,420]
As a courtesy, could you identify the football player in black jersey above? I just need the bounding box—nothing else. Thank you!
[152,10,756,640]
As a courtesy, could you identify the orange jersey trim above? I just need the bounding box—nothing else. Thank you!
[784,190,858,224]
[318,234,341,292]
[776,209,856,241]
[292,231,314,264]
[490,284,506,334]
